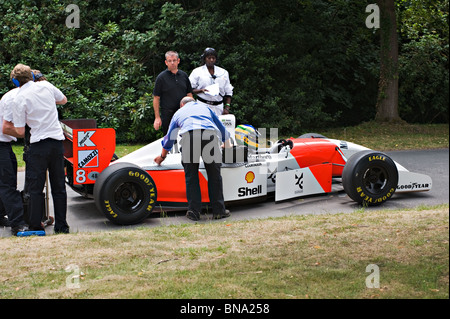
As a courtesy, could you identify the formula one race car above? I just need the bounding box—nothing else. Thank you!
[61,116,432,225]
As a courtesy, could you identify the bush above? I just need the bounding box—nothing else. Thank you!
[1,0,447,142]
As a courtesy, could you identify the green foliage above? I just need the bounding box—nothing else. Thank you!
[397,0,449,123]
[0,0,448,142]
[398,34,449,123]
[177,0,381,132]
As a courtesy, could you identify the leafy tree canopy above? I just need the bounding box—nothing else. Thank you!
[1,0,447,142]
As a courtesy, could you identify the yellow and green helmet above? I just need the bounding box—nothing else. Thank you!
[235,124,260,150]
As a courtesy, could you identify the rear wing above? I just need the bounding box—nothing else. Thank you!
[61,119,116,185]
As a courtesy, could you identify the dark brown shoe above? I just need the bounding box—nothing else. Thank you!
[213,209,231,220]
[186,210,200,221]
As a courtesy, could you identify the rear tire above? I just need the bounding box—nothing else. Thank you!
[93,162,157,225]
[342,150,398,206]
[297,133,327,138]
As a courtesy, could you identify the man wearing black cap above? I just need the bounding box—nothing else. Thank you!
[189,48,234,116]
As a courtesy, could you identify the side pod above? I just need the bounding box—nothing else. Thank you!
[275,163,332,202]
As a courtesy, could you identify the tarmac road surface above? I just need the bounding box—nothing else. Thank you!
[1,149,448,237]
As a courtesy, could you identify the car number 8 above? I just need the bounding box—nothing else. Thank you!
[76,169,86,183]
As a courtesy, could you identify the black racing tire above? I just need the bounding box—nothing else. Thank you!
[93,162,157,225]
[342,150,398,206]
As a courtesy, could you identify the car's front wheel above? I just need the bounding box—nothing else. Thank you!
[93,162,157,225]
[342,150,398,206]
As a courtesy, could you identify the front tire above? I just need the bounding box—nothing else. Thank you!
[93,162,157,225]
[342,150,398,206]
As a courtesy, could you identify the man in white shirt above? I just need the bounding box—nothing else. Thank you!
[0,84,28,235]
[10,63,69,234]
[189,48,234,117]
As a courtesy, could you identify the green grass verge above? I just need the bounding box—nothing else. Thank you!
[0,205,448,299]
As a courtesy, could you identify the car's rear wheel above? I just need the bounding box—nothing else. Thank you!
[342,150,398,206]
[297,133,327,139]
[93,162,157,225]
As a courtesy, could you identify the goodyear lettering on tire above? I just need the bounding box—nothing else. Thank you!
[128,170,157,212]
[356,186,395,204]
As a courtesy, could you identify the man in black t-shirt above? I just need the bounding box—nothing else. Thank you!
[153,51,193,135]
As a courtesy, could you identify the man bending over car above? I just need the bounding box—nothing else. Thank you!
[154,96,232,221]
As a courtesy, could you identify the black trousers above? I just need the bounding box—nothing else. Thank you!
[0,142,25,228]
[161,108,178,136]
[180,130,226,215]
[26,139,68,230]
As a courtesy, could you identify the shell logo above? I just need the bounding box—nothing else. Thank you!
[245,171,255,184]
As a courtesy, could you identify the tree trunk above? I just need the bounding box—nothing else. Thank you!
[375,0,402,122]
